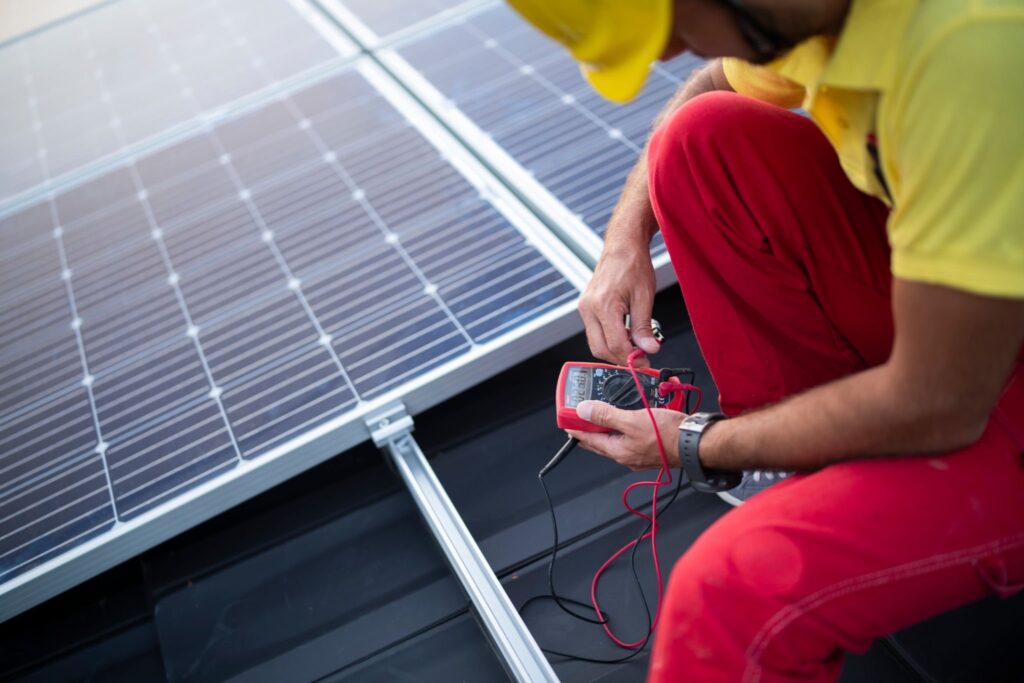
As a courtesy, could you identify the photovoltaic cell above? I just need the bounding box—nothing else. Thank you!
[0,387,114,582]
[389,2,705,258]
[318,0,486,45]
[0,0,353,205]
[0,64,582,600]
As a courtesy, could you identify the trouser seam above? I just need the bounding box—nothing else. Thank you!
[741,532,1024,683]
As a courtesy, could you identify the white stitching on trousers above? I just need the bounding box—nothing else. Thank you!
[741,532,1024,683]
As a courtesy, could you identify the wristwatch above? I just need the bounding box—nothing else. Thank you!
[678,412,742,494]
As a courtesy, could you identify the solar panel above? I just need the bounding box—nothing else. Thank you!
[375,2,704,274]
[0,0,356,206]
[0,59,589,620]
[314,0,489,48]
[0,1,108,43]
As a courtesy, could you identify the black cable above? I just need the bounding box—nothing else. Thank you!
[539,436,578,477]
[519,415,691,663]
[519,373,697,663]
[525,466,608,625]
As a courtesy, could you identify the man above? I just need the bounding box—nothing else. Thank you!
[507,0,1024,680]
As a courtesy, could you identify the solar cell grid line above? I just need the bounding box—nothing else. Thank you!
[0,57,589,622]
[204,58,580,411]
[52,184,243,524]
[403,6,684,235]
[5,52,50,206]
[0,228,81,419]
[240,102,471,323]
[248,86,484,391]
[0,204,123,586]
[0,389,115,592]
[0,0,356,210]
[375,1,706,281]
[168,134,367,403]
[312,0,492,49]
[128,155,350,476]
[175,81,467,406]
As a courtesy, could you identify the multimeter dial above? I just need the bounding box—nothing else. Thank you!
[597,371,661,409]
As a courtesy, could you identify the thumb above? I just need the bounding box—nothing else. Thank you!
[577,401,628,430]
[630,315,661,354]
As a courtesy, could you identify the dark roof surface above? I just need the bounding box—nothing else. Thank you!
[3,285,1022,682]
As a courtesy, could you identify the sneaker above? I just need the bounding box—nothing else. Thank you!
[716,470,791,506]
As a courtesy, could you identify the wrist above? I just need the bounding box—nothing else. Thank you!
[602,232,651,259]
[666,412,687,468]
[696,416,727,469]
[599,236,655,266]
[678,413,740,493]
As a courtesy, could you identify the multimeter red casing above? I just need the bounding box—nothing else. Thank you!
[556,362,685,433]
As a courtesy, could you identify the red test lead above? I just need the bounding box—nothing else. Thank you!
[521,351,698,663]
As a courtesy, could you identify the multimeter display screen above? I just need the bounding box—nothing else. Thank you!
[563,367,592,408]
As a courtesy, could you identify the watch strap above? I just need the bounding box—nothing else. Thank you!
[678,413,742,494]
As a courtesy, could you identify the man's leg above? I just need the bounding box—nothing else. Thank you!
[649,397,1024,683]
[648,91,892,418]
[643,91,1024,681]
[648,90,893,502]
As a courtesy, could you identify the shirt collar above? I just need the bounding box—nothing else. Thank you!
[819,0,919,91]
[768,35,835,88]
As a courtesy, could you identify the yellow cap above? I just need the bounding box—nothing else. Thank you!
[506,0,673,103]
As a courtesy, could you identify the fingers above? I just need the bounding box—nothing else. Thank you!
[628,291,662,357]
[578,246,660,366]
[569,430,657,472]
[569,402,631,464]
[597,307,635,364]
[579,296,651,366]
[577,400,630,432]
[578,304,612,365]
[567,430,625,458]
[570,403,687,470]
[578,291,631,364]
[627,352,651,370]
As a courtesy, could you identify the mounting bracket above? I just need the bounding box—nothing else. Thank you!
[365,402,558,683]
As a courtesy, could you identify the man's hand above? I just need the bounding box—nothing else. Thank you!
[579,244,661,367]
[567,400,687,470]
[578,60,730,367]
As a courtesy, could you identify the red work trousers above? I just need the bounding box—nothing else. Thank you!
[645,92,1024,682]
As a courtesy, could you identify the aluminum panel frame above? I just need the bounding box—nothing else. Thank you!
[366,3,678,285]
[312,0,493,50]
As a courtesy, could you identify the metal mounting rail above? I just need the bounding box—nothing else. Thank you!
[366,403,559,683]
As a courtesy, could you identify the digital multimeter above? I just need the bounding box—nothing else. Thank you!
[555,362,686,432]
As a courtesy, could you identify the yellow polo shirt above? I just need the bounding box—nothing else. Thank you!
[722,0,1024,298]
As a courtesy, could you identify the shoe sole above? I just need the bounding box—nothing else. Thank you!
[716,490,745,507]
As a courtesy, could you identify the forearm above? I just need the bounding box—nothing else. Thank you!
[700,282,1024,472]
[699,363,983,471]
[602,59,732,255]
[568,280,1022,472]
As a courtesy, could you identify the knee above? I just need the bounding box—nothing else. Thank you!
[669,511,809,608]
[647,92,766,228]
[648,91,753,178]
[657,511,812,663]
